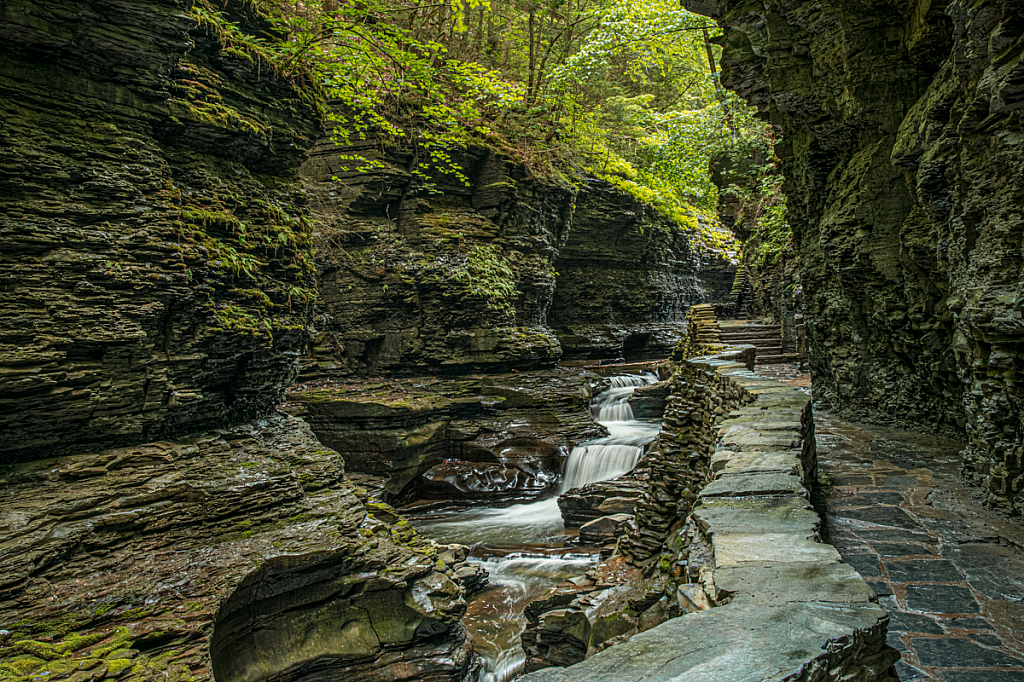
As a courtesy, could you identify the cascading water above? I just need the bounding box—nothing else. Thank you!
[561,372,660,492]
[411,371,661,682]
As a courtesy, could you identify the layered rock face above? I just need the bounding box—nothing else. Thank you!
[302,135,737,372]
[0,415,475,682]
[687,0,1024,512]
[302,141,569,374]
[285,369,605,502]
[0,3,477,681]
[0,0,319,462]
[549,182,736,359]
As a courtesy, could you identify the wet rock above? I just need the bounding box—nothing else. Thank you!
[557,478,644,529]
[521,557,670,673]
[419,460,555,501]
[0,414,473,682]
[579,514,633,545]
[288,369,604,502]
[627,380,671,421]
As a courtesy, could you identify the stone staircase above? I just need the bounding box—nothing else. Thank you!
[726,266,750,320]
[688,303,721,346]
[719,322,796,365]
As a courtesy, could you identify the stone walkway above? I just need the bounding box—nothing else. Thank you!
[757,363,1024,682]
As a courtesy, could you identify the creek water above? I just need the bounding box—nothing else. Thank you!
[412,372,660,682]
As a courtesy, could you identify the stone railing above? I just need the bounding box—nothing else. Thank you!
[521,352,898,682]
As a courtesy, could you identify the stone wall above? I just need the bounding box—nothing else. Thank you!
[302,135,737,373]
[0,0,320,463]
[685,0,1024,514]
[549,181,737,360]
[521,351,898,682]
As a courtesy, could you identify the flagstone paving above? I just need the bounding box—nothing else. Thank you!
[755,362,1024,681]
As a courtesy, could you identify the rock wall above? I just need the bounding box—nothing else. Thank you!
[0,3,479,681]
[549,181,737,360]
[302,135,737,373]
[0,0,320,463]
[686,0,1024,513]
[0,414,476,682]
[302,140,568,374]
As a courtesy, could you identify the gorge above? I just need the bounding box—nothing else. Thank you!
[1,0,1023,681]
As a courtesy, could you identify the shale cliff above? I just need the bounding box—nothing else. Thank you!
[0,2,477,680]
[0,0,319,462]
[302,135,737,373]
[686,0,1024,513]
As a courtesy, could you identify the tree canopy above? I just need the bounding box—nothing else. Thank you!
[196,0,788,255]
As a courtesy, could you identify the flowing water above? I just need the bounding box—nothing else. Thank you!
[561,373,660,492]
[412,372,661,682]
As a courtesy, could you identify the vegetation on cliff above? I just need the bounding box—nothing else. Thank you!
[193,0,778,251]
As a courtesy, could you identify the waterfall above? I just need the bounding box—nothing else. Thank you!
[411,369,661,682]
[561,372,660,492]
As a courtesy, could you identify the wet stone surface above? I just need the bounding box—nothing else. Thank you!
[814,409,1024,681]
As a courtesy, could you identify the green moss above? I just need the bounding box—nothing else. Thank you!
[0,654,47,677]
[106,658,134,675]
[9,640,61,661]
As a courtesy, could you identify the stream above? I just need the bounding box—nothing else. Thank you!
[412,372,660,682]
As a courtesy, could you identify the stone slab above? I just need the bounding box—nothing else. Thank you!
[713,533,842,567]
[714,562,876,606]
[905,585,981,614]
[888,612,944,634]
[832,506,924,530]
[699,472,807,499]
[713,451,803,479]
[719,434,802,453]
[719,422,802,438]
[518,601,891,682]
[883,559,963,583]
[842,553,882,577]
[911,637,1024,668]
[943,672,1024,682]
[691,497,820,537]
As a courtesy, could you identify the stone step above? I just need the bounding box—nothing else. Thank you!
[720,329,774,337]
[726,342,783,351]
[756,353,800,364]
[722,333,779,341]
[721,325,781,333]
[719,332,780,342]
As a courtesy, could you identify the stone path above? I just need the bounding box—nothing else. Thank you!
[757,362,1024,681]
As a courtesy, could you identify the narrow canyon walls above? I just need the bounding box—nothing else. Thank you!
[0,0,320,462]
[0,3,477,681]
[687,0,1024,513]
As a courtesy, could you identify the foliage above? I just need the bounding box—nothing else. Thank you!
[730,167,792,267]
[453,244,519,316]
[190,0,777,255]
